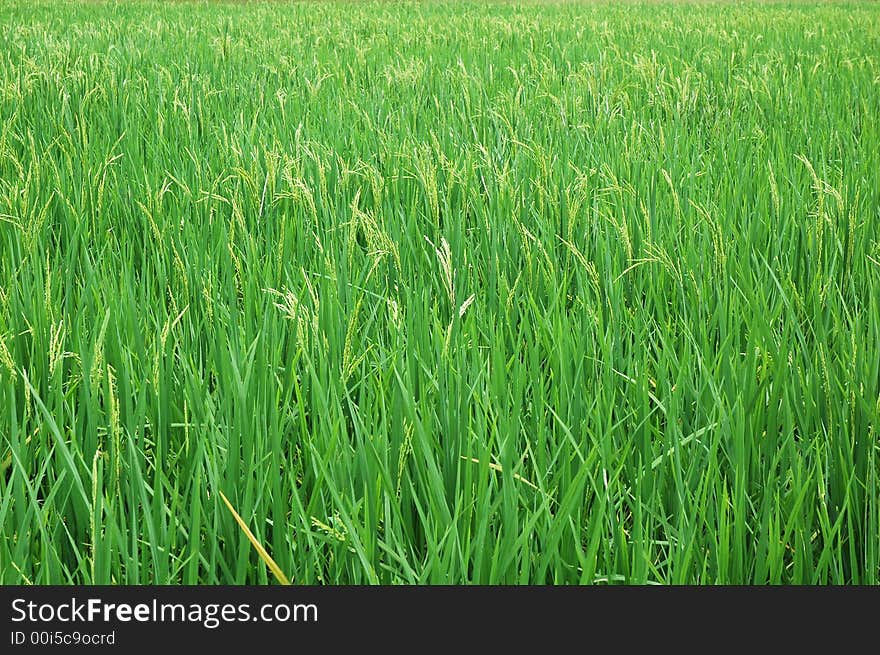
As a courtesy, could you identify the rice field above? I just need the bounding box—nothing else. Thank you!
[1,0,879,585]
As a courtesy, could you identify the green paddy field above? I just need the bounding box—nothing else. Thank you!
[1,1,878,584]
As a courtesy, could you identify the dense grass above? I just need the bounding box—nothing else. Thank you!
[1,0,878,585]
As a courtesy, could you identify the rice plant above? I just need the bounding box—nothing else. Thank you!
[0,0,878,584]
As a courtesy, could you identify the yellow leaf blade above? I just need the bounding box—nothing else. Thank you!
[218,490,291,585]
